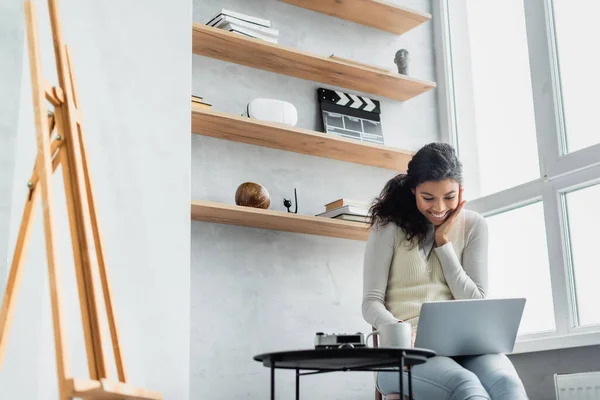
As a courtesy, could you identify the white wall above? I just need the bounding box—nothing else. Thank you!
[0,0,191,398]
[0,0,25,292]
[190,1,440,398]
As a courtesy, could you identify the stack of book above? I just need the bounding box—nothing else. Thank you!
[317,198,371,224]
[192,95,211,109]
[206,9,279,44]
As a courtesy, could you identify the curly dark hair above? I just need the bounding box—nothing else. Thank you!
[369,142,463,244]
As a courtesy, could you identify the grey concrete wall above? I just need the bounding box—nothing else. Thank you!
[0,0,191,398]
[191,0,439,398]
[0,0,25,291]
[509,346,600,400]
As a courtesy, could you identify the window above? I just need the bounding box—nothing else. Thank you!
[486,202,555,335]
[437,0,600,352]
[456,0,539,198]
[552,0,600,153]
[564,183,600,327]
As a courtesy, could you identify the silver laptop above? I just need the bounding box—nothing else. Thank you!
[413,298,526,357]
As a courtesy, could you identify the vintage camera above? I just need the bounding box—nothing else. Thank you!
[314,332,366,349]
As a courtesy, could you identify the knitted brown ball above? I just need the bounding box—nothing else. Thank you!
[235,182,270,209]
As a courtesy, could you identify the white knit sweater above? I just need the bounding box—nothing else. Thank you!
[362,209,488,331]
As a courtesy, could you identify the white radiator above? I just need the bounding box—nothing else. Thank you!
[555,371,600,400]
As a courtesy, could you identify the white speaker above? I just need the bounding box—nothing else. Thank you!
[243,98,298,126]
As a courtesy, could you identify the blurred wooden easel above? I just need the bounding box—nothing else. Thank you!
[0,1,161,399]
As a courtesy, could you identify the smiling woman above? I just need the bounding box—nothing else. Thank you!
[413,180,460,225]
[362,142,528,399]
[368,142,465,247]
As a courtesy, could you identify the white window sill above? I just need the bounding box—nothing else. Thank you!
[510,331,600,354]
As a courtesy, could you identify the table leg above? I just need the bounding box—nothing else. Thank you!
[271,363,275,400]
[408,365,413,400]
[296,368,300,400]
[399,352,405,400]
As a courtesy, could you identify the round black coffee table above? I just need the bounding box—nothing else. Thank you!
[254,347,435,400]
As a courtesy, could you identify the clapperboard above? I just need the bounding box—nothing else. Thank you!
[318,88,384,144]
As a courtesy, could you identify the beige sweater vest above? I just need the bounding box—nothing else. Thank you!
[385,212,466,332]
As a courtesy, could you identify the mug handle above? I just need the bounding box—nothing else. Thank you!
[364,330,379,347]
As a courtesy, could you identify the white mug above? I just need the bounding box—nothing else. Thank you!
[365,322,412,348]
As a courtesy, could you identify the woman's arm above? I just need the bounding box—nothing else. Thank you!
[362,223,402,328]
[434,213,488,299]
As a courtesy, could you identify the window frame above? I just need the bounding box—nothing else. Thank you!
[433,0,600,354]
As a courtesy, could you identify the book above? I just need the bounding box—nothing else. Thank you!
[206,8,271,28]
[210,15,279,37]
[221,23,278,44]
[317,205,369,219]
[325,198,371,212]
[332,214,370,223]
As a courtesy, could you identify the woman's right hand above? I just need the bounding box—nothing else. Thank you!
[434,186,466,246]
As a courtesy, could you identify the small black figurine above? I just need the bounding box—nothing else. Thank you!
[283,188,298,213]
[394,49,410,75]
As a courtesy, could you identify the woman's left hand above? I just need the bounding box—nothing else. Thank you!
[434,186,466,247]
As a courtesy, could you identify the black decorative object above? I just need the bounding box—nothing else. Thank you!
[394,49,410,75]
[283,188,298,213]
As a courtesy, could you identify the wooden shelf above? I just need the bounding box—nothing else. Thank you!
[280,0,432,35]
[192,24,436,101]
[191,104,413,171]
[191,200,370,241]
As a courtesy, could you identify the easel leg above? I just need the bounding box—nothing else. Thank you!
[55,111,99,381]
[0,105,65,369]
[54,62,109,381]
[47,0,110,380]
[25,3,70,398]
[66,46,127,383]
[0,190,38,372]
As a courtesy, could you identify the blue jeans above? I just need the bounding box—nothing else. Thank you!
[377,354,528,399]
